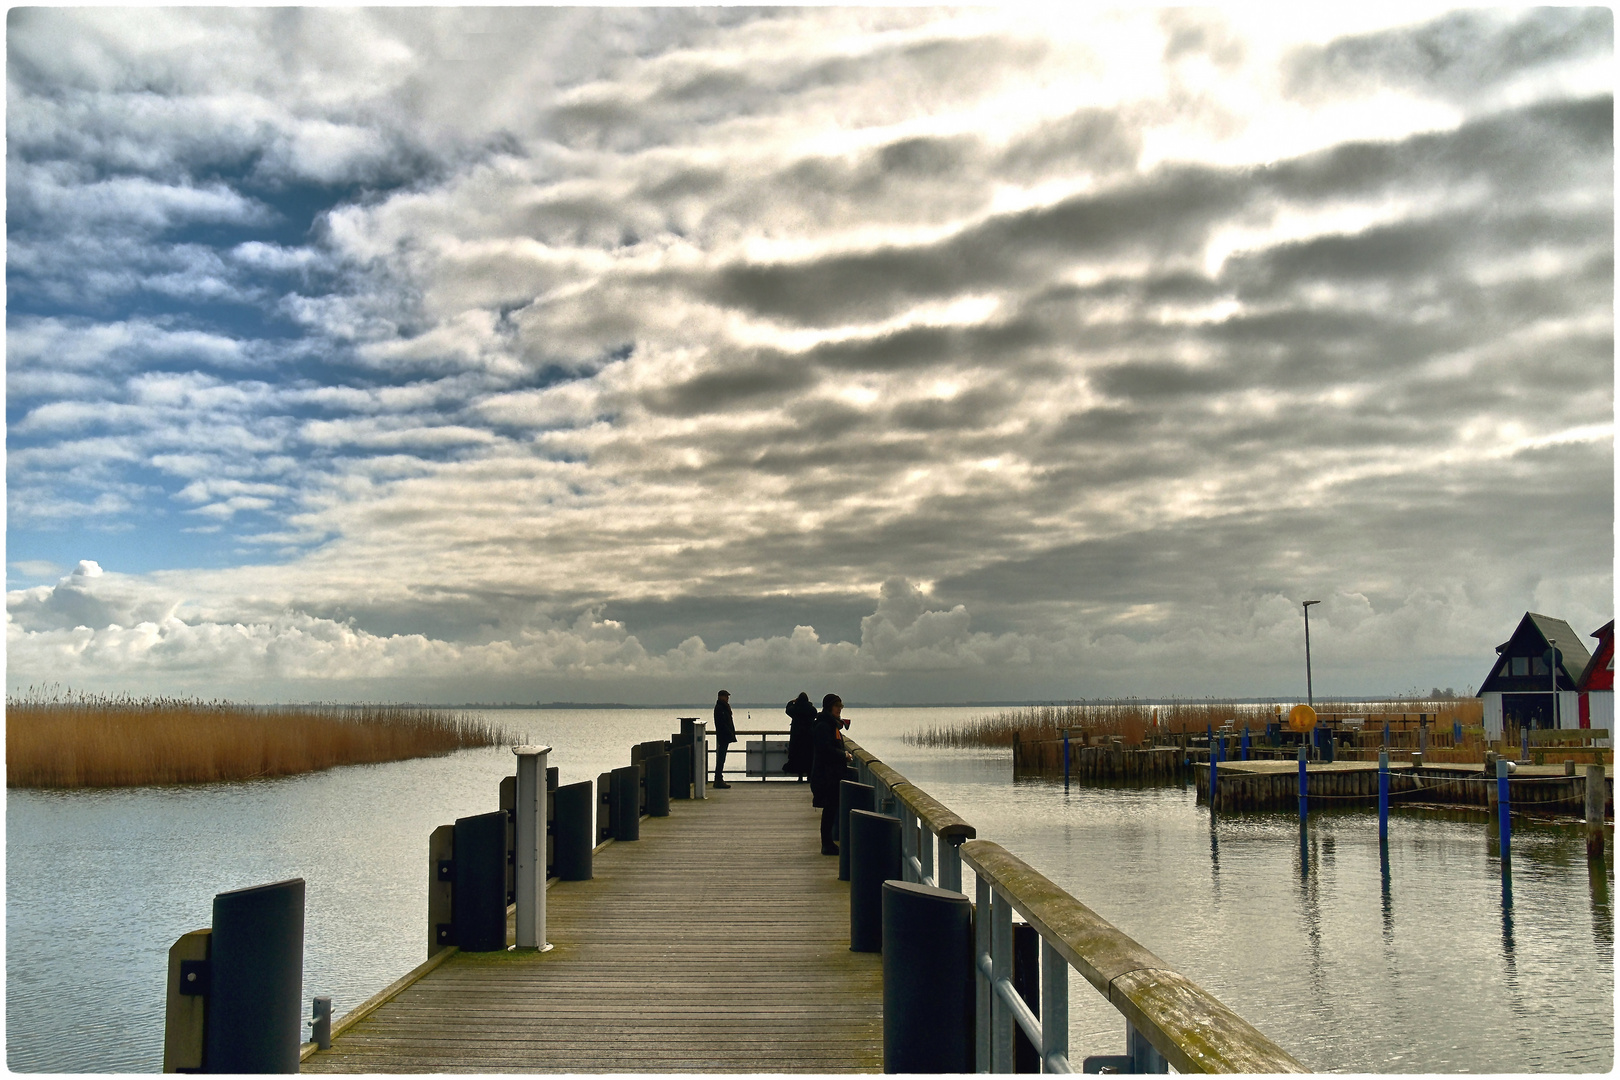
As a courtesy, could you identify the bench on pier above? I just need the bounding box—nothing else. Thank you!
[1527,727,1611,765]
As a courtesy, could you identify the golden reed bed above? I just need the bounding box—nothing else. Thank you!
[907,698,1486,749]
[6,690,511,788]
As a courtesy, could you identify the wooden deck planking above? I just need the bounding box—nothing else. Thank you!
[303,782,883,1074]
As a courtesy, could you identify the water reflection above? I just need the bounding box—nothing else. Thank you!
[1208,808,1221,895]
[1591,856,1612,950]
[1499,860,1531,1020]
[1379,837,1394,944]
[1297,827,1326,996]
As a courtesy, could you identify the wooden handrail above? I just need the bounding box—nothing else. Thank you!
[960,839,1305,1074]
[895,783,975,841]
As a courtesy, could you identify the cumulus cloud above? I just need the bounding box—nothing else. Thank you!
[6,8,1611,701]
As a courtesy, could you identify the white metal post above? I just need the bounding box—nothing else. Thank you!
[976,875,992,1073]
[920,824,935,886]
[900,806,916,882]
[513,745,552,951]
[1040,938,1069,1072]
[693,720,707,799]
[991,887,1014,1072]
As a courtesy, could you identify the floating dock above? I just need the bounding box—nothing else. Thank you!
[1195,760,1614,815]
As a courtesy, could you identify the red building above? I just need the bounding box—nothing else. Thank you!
[1576,619,1614,731]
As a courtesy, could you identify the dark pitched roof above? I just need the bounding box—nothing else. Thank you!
[1480,611,1592,694]
[1526,613,1591,674]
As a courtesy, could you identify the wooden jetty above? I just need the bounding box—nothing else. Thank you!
[167,729,1301,1074]
[302,782,879,1072]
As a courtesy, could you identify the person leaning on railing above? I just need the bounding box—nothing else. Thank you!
[785,692,816,781]
[811,693,852,856]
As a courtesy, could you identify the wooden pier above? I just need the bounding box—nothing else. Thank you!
[302,782,881,1073]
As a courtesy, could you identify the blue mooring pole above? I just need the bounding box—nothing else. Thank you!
[1209,741,1219,808]
[1496,757,1511,860]
[1241,726,1251,760]
[1454,719,1462,744]
[1378,748,1390,842]
[1297,743,1308,824]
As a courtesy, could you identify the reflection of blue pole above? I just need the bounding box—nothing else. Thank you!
[1497,757,1511,859]
[1298,744,1308,824]
[1378,748,1389,842]
[1062,729,1070,785]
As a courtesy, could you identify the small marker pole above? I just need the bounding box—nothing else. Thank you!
[1297,744,1308,825]
[1497,757,1511,861]
[1378,748,1389,842]
[1062,729,1070,786]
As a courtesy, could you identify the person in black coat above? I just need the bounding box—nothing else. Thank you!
[784,692,816,780]
[810,693,851,855]
[712,689,737,788]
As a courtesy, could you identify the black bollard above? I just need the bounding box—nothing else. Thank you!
[645,753,670,817]
[597,771,615,842]
[553,780,594,881]
[850,810,901,952]
[612,764,641,841]
[206,878,305,1073]
[452,811,509,952]
[882,880,973,1073]
[669,732,693,799]
[839,780,875,881]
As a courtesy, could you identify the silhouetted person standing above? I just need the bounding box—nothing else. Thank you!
[811,693,850,854]
[785,691,816,781]
[713,689,737,788]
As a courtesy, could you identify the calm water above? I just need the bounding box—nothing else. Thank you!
[6,707,1613,1072]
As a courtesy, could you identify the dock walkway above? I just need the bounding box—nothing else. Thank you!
[303,782,882,1073]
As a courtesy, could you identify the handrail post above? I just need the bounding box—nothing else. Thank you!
[512,745,552,951]
[920,823,935,886]
[907,806,920,880]
[693,720,707,800]
[976,875,992,1073]
[990,888,1014,1071]
[1039,938,1069,1073]
[939,836,964,893]
[1127,1021,1168,1073]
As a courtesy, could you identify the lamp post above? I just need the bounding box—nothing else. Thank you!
[1548,637,1559,731]
[1303,600,1321,709]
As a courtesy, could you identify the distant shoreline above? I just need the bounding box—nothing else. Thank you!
[326,695,1474,711]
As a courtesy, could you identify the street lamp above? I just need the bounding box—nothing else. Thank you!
[1302,601,1321,708]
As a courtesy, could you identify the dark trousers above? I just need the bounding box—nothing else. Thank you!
[714,743,730,781]
[820,802,838,849]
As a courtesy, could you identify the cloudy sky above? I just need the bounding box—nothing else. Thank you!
[6,7,1613,705]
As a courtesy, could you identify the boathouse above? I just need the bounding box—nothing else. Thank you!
[1480,612,1591,738]
[1576,619,1614,732]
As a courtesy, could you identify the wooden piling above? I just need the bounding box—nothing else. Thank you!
[1588,765,1606,861]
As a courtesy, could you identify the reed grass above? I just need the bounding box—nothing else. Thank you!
[905,697,1487,749]
[6,688,513,789]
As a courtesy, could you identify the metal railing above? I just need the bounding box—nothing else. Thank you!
[847,739,1305,1075]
